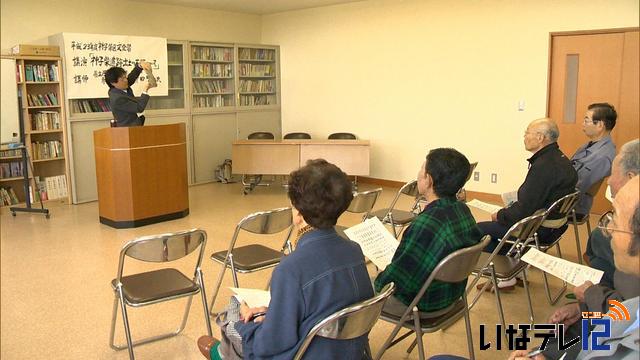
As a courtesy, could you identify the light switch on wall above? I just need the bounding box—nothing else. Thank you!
[518,100,526,111]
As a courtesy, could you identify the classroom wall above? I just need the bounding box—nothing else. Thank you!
[0,0,262,52]
[262,0,639,194]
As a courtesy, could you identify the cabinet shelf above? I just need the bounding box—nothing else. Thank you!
[239,59,276,63]
[239,76,275,79]
[240,92,276,95]
[26,105,61,109]
[0,176,26,182]
[25,81,59,85]
[29,129,63,134]
[192,59,234,64]
[32,157,65,163]
[193,93,234,96]
[0,156,22,160]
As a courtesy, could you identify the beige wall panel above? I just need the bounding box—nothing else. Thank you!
[70,120,109,203]
[193,113,238,183]
[236,110,282,140]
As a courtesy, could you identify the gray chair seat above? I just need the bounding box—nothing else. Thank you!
[212,244,284,271]
[380,298,465,330]
[474,252,526,280]
[371,209,416,225]
[111,268,199,304]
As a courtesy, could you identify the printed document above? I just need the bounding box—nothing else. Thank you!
[229,287,271,308]
[501,191,518,207]
[344,217,399,270]
[467,199,503,214]
[521,248,603,286]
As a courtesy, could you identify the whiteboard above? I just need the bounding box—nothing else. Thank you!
[1,58,20,143]
[59,33,168,99]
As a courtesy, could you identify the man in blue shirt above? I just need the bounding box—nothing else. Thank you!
[571,103,617,217]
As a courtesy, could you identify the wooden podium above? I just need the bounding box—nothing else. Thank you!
[94,123,189,228]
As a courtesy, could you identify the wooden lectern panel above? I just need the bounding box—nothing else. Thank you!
[94,123,189,228]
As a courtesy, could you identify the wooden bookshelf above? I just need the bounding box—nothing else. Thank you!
[237,45,279,108]
[191,43,235,110]
[1,56,71,207]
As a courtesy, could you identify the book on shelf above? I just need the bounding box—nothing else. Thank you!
[240,94,276,106]
[71,99,111,113]
[239,48,275,61]
[239,79,274,93]
[16,64,24,82]
[0,149,20,158]
[1,161,25,178]
[192,63,233,78]
[31,111,61,131]
[0,187,20,206]
[192,79,229,94]
[193,95,232,108]
[27,92,59,107]
[24,64,59,82]
[239,64,274,77]
[31,140,62,160]
[192,46,233,61]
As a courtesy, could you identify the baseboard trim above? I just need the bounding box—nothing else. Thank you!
[358,176,503,204]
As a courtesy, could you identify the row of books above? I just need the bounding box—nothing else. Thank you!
[239,64,274,77]
[31,140,63,160]
[192,63,233,78]
[0,161,25,179]
[0,187,19,206]
[16,63,59,83]
[192,46,233,62]
[26,92,59,107]
[192,79,231,94]
[239,80,275,93]
[31,111,61,131]
[33,175,68,201]
[193,95,233,108]
[0,149,20,158]
[71,99,111,113]
[240,95,276,106]
[239,48,275,61]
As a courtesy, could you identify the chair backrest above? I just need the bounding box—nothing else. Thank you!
[248,132,275,140]
[284,132,311,139]
[466,162,478,182]
[117,229,207,282]
[328,132,357,140]
[384,180,419,216]
[346,188,383,218]
[293,282,396,360]
[225,207,294,255]
[542,190,580,228]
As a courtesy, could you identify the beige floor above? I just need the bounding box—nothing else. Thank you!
[0,181,594,359]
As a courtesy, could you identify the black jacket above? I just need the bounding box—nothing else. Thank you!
[497,142,578,227]
[108,64,149,127]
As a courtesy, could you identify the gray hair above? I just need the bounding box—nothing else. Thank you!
[533,118,560,143]
[619,139,640,176]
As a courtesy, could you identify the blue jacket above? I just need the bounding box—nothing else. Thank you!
[571,135,616,215]
[236,228,374,359]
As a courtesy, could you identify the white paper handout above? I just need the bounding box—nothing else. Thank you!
[229,287,271,308]
[501,191,518,207]
[466,199,503,214]
[521,248,604,286]
[344,217,399,270]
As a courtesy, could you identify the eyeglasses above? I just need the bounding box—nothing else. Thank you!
[583,117,601,125]
[597,211,634,236]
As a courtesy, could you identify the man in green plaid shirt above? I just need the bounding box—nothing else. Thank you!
[375,148,482,312]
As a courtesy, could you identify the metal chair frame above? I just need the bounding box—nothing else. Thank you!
[242,132,276,194]
[466,213,546,342]
[209,207,293,313]
[374,236,491,360]
[293,282,396,360]
[525,191,580,305]
[456,162,479,202]
[570,179,605,264]
[372,180,419,238]
[109,229,212,360]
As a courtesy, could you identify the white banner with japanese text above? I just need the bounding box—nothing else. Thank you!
[59,33,168,99]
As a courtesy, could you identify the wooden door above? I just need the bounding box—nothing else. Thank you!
[548,29,639,214]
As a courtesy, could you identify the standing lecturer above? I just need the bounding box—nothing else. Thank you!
[104,61,155,127]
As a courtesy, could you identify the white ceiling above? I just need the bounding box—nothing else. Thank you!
[132,0,365,14]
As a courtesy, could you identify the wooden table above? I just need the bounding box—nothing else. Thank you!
[232,140,369,194]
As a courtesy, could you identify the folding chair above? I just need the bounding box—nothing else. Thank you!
[284,132,311,139]
[293,282,396,360]
[109,229,212,360]
[570,179,605,264]
[466,213,546,341]
[370,180,419,238]
[374,236,491,360]
[242,132,276,194]
[328,132,357,140]
[456,162,478,202]
[335,188,383,238]
[209,207,293,312]
[530,191,580,304]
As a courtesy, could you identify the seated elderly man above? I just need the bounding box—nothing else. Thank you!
[571,103,617,218]
[585,139,639,287]
[477,118,577,290]
[375,148,482,313]
[508,176,640,360]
